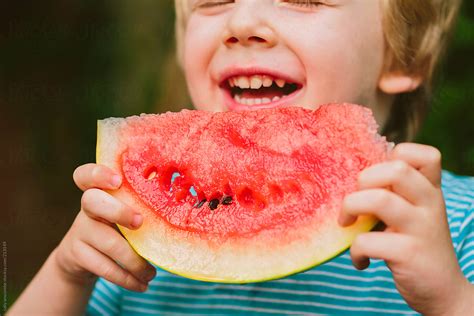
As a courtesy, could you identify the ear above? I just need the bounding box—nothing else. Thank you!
[378,72,423,94]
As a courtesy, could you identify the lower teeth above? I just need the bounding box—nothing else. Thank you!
[234,95,281,105]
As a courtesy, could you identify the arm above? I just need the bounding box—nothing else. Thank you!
[7,249,96,315]
[339,143,473,315]
[8,164,156,315]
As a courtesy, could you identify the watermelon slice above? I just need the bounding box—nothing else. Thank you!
[97,104,390,283]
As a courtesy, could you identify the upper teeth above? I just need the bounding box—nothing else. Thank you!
[229,75,287,89]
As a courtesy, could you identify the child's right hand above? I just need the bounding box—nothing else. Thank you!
[53,163,156,292]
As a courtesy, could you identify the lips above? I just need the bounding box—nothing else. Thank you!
[217,67,304,111]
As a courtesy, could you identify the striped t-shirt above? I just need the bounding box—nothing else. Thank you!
[86,170,474,315]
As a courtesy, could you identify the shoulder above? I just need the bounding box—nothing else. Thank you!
[441,170,474,214]
[442,170,474,195]
[441,170,474,231]
[441,170,474,246]
[442,171,474,282]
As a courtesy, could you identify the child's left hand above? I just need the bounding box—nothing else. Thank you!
[339,143,473,315]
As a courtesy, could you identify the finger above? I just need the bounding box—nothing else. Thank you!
[358,160,435,206]
[73,240,147,292]
[350,232,415,270]
[73,163,122,191]
[390,143,442,187]
[81,188,143,229]
[339,189,417,232]
[82,219,156,284]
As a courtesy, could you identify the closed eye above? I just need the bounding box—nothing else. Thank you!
[280,0,323,8]
[193,0,234,10]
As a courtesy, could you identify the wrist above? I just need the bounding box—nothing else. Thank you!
[454,280,474,316]
[441,279,474,316]
[7,247,97,315]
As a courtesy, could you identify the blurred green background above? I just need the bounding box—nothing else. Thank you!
[1,0,473,310]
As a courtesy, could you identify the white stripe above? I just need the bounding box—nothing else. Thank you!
[274,278,399,293]
[465,231,474,242]
[445,187,474,199]
[447,194,474,203]
[303,270,394,283]
[122,307,222,316]
[102,279,121,295]
[340,253,352,260]
[123,306,160,315]
[161,313,213,316]
[460,249,474,264]
[443,175,474,190]
[440,178,457,188]
[445,200,471,210]
[456,232,474,251]
[93,288,120,314]
[450,211,467,219]
[462,260,474,271]
[450,221,462,229]
[89,299,113,316]
[461,240,474,251]
[124,294,414,314]
[460,212,474,232]
[123,298,316,315]
[96,282,119,304]
[444,193,474,203]
[466,270,474,279]
[149,280,405,304]
[443,192,472,205]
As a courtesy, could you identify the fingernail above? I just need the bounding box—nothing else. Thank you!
[131,214,143,228]
[111,175,122,188]
[139,283,148,292]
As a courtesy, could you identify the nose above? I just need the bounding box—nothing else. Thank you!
[222,1,277,48]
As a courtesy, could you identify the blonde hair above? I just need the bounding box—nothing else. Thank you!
[381,0,461,141]
[174,0,461,142]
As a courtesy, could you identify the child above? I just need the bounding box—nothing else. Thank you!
[9,0,474,314]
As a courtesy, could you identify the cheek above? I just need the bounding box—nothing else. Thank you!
[183,16,224,110]
[288,11,385,106]
[305,40,381,104]
[183,22,206,104]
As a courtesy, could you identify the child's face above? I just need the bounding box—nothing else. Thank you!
[183,0,391,124]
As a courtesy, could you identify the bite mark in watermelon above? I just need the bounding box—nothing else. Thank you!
[97,104,390,283]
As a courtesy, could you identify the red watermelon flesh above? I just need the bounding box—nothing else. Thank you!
[97,104,390,283]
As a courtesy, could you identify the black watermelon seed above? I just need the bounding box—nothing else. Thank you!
[209,199,219,210]
[221,196,233,205]
[196,199,207,208]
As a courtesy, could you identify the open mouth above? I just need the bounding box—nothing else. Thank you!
[220,74,303,106]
